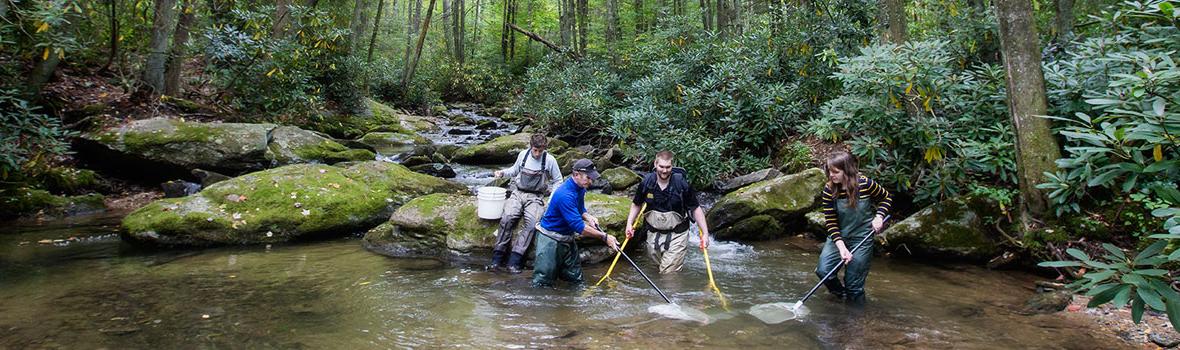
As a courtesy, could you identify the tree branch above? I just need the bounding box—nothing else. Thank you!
[507,23,579,59]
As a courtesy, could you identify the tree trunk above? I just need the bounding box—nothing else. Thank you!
[454,0,465,62]
[368,0,387,62]
[994,0,1061,230]
[509,23,578,59]
[1053,0,1073,43]
[442,0,453,59]
[472,0,480,58]
[143,0,178,95]
[606,0,619,57]
[403,0,436,87]
[577,0,588,54]
[634,0,644,34]
[405,0,422,64]
[349,0,368,54]
[879,0,907,43]
[164,0,195,97]
[699,0,711,31]
[273,0,290,37]
[101,0,119,72]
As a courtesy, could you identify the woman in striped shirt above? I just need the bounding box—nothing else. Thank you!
[814,151,892,304]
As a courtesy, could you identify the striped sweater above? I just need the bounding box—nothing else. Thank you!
[821,175,893,242]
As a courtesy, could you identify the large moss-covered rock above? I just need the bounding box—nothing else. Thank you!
[557,148,591,174]
[715,168,781,194]
[602,167,640,190]
[357,132,430,150]
[707,168,826,240]
[878,195,1003,261]
[310,99,441,138]
[121,161,466,246]
[451,133,569,165]
[363,193,629,262]
[83,117,275,175]
[267,126,375,165]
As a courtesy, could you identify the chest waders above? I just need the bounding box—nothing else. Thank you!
[490,152,552,271]
[814,197,876,304]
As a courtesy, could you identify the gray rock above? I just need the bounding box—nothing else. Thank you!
[1022,290,1072,314]
[707,168,826,240]
[408,163,457,178]
[715,168,781,194]
[877,195,1003,261]
[192,169,231,188]
[161,180,201,198]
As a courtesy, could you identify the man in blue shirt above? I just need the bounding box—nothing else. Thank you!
[532,159,620,288]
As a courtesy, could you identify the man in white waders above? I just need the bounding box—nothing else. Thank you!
[625,150,711,274]
[488,133,563,273]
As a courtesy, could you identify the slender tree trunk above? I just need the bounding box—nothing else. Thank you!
[102,0,119,72]
[577,0,587,54]
[368,0,387,62]
[1053,0,1073,43]
[501,0,513,59]
[472,0,480,58]
[454,0,465,62]
[273,0,290,37]
[143,0,178,95]
[164,0,195,97]
[606,0,619,58]
[699,0,711,31]
[634,0,644,34]
[349,0,368,54]
[442,0,453,59]
[403,0,436,86]
[405,0,422,64]
[879,0,907,43]
[994,0,1061,230]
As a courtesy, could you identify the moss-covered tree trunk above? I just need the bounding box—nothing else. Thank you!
[164,0,195,97]
[1053,0,1074,43]
[994,0,1061,230]
[402,0,436,87]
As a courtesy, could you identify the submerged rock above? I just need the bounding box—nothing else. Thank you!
[451,133,568,165]
[192,169,231,188]
[356,132,430,150]
[408,163,457,178]
[1022,290,1072,314]
[363,193,629,262]
[161,180,201,198]
[877,195,1003,261]
[122,161,466,246]
[707,168,826,240]
[0,187,106,219]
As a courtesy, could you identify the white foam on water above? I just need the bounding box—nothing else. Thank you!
[748,302,809,324]
[647,304,711,324]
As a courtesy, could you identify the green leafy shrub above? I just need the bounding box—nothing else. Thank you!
[0,89,75,182]
[778,141,813,174]
[517,57,621,138]
[807,40,1014,205]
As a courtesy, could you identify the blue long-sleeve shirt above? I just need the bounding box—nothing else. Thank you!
[539,178,587,235]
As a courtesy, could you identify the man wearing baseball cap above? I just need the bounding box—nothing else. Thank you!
[532,158,620,288]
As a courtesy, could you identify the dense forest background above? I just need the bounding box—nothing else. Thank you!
[1,0,1178,326]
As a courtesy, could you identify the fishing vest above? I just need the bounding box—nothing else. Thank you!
[515,151,551,194]
[640,170,692,233]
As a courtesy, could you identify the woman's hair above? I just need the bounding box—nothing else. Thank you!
[825,151,860,209]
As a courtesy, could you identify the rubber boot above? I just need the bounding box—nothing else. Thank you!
[489,250,507,271]
[506,252,525,274]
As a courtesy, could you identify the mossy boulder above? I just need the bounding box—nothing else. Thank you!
[82,117,275,175]
[451,133,569,165]
[707,168,826,240]
[878,195,1003,261]
[804,209,827,240]
[0,187,106,219]
[602,167,640,190]
[557,148,591,174]
[310,99,440,139]
[715,168,782,194]
[121,161,466,246]
[363,193,630,262]
[357,132,431,150]
[37,167,108,194]
[267,126,375,165]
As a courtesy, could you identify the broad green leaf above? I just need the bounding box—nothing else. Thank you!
[1085,283,1120,297]
[1038,261,1084,268]
[1102,243,1126,260]
[1132,269,1170,276]
[1122,273,1149,286]
[1138,286,1166,311]
[1066,248,1091,262]
[1112,284,1133,308]
[1167,298,1180,331]
[1134,240,1167,264]
[1089,284,1128,307]
[1086,269,1117,282]
[1133,298,1145,324]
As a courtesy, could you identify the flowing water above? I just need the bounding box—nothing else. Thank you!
[0,213,1126,349]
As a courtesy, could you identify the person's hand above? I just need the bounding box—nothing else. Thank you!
[493,170,503,178]
[872,214,886,233]
[699,231,710,250]
[835,240,853,264]
[625,225,635,239]
[604,234,620,251]
[585,215,599,230]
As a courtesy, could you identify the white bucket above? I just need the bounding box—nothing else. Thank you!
[476,186,508,220]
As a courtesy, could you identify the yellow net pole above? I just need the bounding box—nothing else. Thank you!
[701,231,729,310]
[594,202,646,287]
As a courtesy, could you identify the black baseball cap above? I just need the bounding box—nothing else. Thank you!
[572,159,600,180]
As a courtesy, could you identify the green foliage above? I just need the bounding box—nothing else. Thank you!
[518,56,621,138]
[778,140,813,174]
[368,60,441,111]
[202,5,351,118]
[0,89,75,182]
[807,40,1014,204]
[1039,0,1180,217]
[434,60,512,105]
